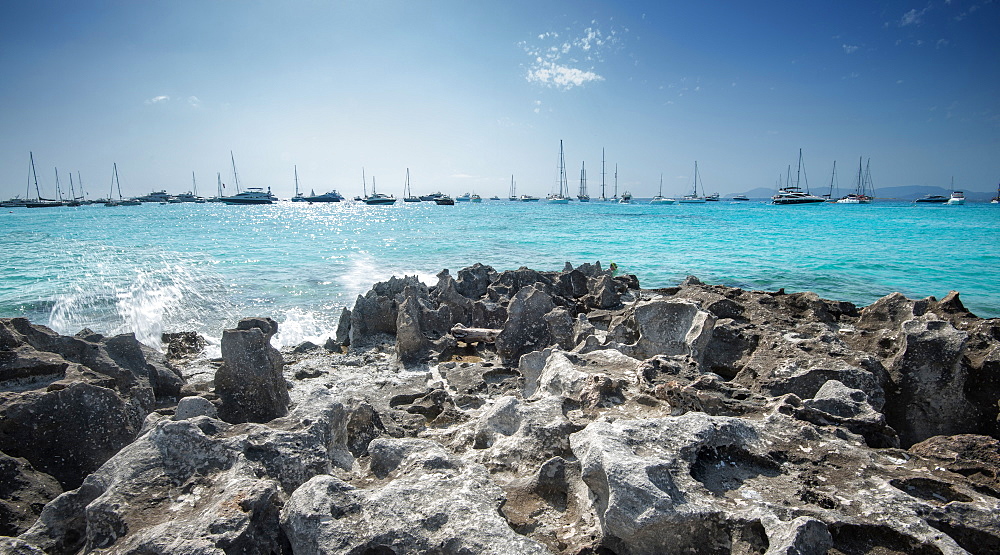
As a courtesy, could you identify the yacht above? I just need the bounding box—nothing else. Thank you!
[732,195,750,201]
[419,191,446,202]
[519,194,540,202]
[618,191,633,204]
[137,190,172,203]
[222,187,277,205]
[771,187,826,205]
[455,192,472,202]
[945,191,965,205]
[434,196,455,205]
[914,194,949,203]
[304,190,344,202]
[470,194,482,203]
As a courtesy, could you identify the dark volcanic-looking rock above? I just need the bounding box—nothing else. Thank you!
[0,452,62,537]
[215,317,289,424]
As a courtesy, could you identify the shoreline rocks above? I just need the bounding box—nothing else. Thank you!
[2,262,999,553]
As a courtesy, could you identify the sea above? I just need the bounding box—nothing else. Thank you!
[2,199,998,354]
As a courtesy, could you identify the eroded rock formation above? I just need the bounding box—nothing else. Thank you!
[2,262,999,554]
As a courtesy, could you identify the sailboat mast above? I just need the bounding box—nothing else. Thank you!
[192,171,198,196]
[796,149,803,190]
[69,171,76,201]
[113,163,123,200]
[30,152,41,200]
[78,171,85,200]
[217,172,223,198]
[601,148,606,200]
[230,151,241,193]
[828,160,837,198]
[558,139,566,196]
[659,173,664,197]
[362,167,367,197]
[294,165,299,196]
[54,167,63,201]
[579,161,586,197]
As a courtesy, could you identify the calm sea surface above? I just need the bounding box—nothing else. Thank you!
[2,199,998,350]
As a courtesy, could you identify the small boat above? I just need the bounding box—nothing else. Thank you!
[363,176,396,205]
[402,169,420,202]
[455,192,472,202]
[618,191,632,204]
[732,194,750,201]
[509,175,518,201]
[945,191,965,205]
[520,194,540,202]
[489,195,500,201]
[836,157,874,204]
[435,196,455,205]
[650,174,676,205]
[678,161,708,203]
[420,191,446,202]
[470,193,482,203]
[772,150,826,205]
[1,196,27,208]
[547,140,571,203]
[914,194,949,203]
[223,187,277,204]
[705,192,720,201]
[991,181,999,204]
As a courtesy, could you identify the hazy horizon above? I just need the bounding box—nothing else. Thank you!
[2,1,998,200]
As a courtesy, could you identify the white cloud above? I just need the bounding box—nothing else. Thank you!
[187,96,202,108]
[900,7,930,26]
[842,44,860,54]
[145,95,170,104]
[521,21,624,91]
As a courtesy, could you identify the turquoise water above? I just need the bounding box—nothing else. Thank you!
[2,200,998,350]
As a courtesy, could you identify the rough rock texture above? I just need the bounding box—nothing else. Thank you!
[215,317,290,424]
[4,263,1000,554]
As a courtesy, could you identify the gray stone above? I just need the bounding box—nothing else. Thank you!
[172,395,217,420]
[496,285,556,366]
[215,317,289,424]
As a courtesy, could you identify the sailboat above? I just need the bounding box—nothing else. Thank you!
[772,149,826,205]
[105,163,139,206]
[678,161,707,204]
[291,165,307,202]
[547,140,570,203]
[991,181,999,204]
[363,175,396,205]
[24,153,62,208]
[172,171,205,202]
[403,168,420,202]
[508,175,518,201]
[836,158,874,203]
[650,173,676,205]
[577,161,590,202]
[600,149,608,201]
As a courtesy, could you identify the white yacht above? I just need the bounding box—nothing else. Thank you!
[945,191,965,205]
[223,187,277,205]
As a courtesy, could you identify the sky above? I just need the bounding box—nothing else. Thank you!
[1,0,998,200]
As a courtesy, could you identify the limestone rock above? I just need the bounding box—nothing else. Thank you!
[215,317,289,424]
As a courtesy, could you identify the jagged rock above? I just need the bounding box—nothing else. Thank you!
[215,317,289,424]
[569,412,989,555]
[395,289,434,365]
[17,386,350,554]
[0,452,62,537]
[161,331,205,361]
[608,298,716,362]
[280,438,552,554]
[885,315,976,447]
[497,285,556,366]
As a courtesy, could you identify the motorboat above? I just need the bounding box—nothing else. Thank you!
[136,190,172,203]
[223,187,277,204]
[455,193,472,202]
[419,191,446,202]
[470,194,482,203]
[364,193,396,205]
[618,191,633,204]
[771,187,826,205]
[914,194,949,203]
[520,194,540,202]
[732,195,750,201]
[945,191,965,205]
[304,190,344,202]
[705,192,720,201]
[435,196,455,205]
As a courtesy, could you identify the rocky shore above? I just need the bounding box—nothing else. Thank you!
[2,262,999,554]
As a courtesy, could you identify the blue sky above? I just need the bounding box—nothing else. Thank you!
[1,0,998,200]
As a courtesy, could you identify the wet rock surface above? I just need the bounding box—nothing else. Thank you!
[2,262,1000,554]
